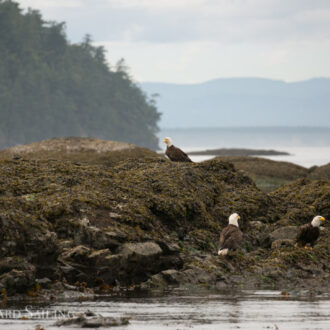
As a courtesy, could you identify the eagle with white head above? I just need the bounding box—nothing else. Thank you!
[296,215,325,249]
[163,137,192,162]
[218,213,243,256]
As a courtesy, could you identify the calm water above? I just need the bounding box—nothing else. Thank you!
[1,291,329,329]
[158,127,330,167]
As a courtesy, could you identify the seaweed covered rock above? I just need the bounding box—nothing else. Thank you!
[270,178,330,225]
[216,156,308,192]
[0,269,35,294]
[0,137,162,166]
[0,157,273,293]
[308,162,330,180]
[0,155,328,295]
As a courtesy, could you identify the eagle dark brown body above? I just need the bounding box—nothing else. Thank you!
[296,223,320,247]
[165,145,192,162]
[218,224,242,252]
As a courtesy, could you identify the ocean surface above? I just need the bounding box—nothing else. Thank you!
[158,127,330,167]
[1,290,329,329]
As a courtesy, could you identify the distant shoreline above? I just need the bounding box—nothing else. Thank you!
[187,148,290,156]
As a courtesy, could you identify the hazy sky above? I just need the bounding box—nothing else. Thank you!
[17,0,330,83]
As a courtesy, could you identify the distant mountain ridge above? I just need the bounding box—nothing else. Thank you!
[140,78,330,128]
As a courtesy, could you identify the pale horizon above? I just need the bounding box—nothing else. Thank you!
[139,75,330,85]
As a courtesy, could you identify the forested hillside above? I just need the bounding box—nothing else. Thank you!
[0,0,160,149]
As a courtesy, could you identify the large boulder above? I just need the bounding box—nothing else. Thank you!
[269,226,298,242]
[118,242,162,259]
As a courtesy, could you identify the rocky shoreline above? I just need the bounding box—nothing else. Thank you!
[0,139,329,304]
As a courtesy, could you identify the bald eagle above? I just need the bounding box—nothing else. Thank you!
[163,137,192,162]
[296,215,325,249]
[218,213,242,256]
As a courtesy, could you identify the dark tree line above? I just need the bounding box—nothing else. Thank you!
[0,0,160,149]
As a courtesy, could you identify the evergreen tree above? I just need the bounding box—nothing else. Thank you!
[0,0,160,149]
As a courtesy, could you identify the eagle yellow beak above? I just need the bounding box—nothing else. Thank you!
[163,138,167,143]
[238,215,241,220]
[320,217,326,222]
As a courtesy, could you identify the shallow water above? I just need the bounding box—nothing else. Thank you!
[1,290,329,329]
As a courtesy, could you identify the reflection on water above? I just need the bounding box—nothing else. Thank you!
[1,290,329,329]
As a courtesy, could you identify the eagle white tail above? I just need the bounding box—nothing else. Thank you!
[218,248,229,256]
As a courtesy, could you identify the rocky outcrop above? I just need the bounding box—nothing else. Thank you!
[308,163,330,180]
[0,155,328,298]
[56,241,181,286]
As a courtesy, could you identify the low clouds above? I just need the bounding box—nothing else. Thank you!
[19,0,81,9]
[16,0,330,82]
[18,0,330,43]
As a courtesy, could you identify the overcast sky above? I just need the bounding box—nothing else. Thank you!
[17,0,330,83]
